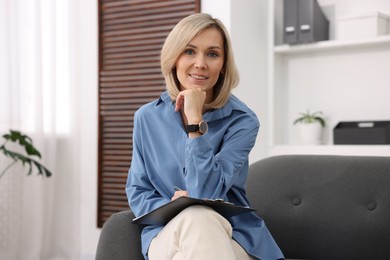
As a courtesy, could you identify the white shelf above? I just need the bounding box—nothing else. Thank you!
[269,145,390,157]
[274,35,390,55]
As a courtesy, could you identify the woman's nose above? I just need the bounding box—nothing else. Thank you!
[194,56,206,69]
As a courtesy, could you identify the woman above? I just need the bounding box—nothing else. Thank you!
[126,13,284,260]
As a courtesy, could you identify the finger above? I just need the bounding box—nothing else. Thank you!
[173,190,189,198]
[171,194,183,201]
[175,93,185,111]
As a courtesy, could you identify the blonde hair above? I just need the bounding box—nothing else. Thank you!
[160,13,239,109]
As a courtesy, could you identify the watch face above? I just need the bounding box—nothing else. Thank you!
[199,121,208,134]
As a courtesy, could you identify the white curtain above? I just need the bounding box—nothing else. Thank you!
[0,0,81,259]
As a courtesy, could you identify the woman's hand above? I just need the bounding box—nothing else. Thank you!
[171,190,189,201]
[175,88,206,124]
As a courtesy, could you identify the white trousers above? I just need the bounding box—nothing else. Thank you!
[148,205,256,260]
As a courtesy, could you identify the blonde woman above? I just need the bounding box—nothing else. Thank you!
[126,13,284,260]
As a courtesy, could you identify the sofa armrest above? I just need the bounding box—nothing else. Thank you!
[96,210,144,260]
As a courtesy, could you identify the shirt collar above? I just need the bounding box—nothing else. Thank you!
[156,91,171,106]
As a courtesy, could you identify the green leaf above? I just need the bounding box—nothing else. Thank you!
[1,146,34,175]
[1,129,52,178]
[4,130,42,158]
[32,160,52,177]
[293,110,326,127]
[314,116,326,127]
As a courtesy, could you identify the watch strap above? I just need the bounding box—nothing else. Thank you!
[185,124,200,133]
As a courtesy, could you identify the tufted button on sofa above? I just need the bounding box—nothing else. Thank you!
[96,155,390,260]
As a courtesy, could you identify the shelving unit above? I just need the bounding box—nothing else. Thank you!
[266,0,390,157]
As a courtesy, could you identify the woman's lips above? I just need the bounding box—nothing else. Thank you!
[189,74,208,80]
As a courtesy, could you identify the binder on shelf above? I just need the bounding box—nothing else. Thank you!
[132,196,256,225]
[284,0,299,44]
[283,0,329,44]
[333,121,390,145]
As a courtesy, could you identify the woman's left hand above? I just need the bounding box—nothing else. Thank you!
[171,190,189,201]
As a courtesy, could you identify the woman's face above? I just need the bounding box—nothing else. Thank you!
[175,27,225,102]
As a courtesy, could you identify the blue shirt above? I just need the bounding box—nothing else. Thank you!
[126,91,284,260]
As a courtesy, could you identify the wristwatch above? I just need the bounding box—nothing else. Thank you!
[185,121,208,134]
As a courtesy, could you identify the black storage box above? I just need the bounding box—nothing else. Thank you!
[334,121,390,145]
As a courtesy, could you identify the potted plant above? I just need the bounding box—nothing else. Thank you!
[293,110,326,145]
[0,130,52,180]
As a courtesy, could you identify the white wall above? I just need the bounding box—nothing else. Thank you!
[203,0,269,162]
[230,0,269,162]
[201,0,231,29]
[75,0,99,259]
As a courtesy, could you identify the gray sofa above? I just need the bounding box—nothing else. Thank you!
[96,155,390,260]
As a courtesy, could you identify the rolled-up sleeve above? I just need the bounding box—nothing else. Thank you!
[184,110,259,199]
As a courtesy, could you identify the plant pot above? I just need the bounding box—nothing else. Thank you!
[298,122,323,145]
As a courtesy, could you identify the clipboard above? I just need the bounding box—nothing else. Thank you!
[132,196,256,225]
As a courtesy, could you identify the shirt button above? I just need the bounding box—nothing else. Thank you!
[186,145,190,151]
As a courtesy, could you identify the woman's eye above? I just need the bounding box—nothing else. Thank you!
[184,49,195,55]
[208,52,219,58]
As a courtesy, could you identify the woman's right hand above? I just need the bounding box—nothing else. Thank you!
[175,88,206,124]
